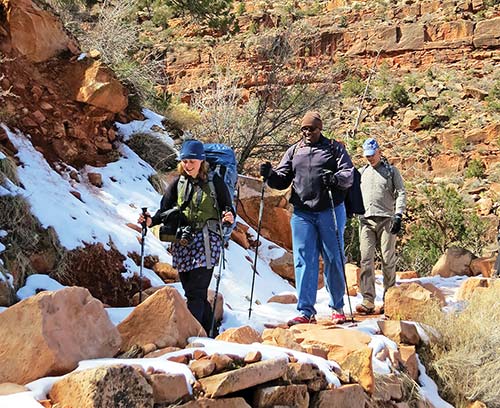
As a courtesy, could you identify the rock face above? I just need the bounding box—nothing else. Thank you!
[118,286,206,350]
[4,0,77,62]
[0,287,121,384]
[49,364,154,408]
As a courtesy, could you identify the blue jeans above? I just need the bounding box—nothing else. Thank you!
[291,204,347,317]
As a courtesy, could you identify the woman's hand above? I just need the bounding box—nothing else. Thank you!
[222,210,234,225]
[138,212,152,227]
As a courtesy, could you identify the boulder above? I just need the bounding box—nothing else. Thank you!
[5,0,77,62]
[66,59,128,113]
[49,364,153,408]
[269,251,295,281]
[345,263,360,293]
[153,262,179,281]
[456,277,490,301]
[431,247,475,277]
[469,256,495,277]
[149,373,190,404]
[230,223,251,249]
[384,282,444,321]
[473,17,500,48]
[238,194,292,250]
[377,320,421,345]
[216,325,262,344]
[310,384,367,408]
[267,293,297,304]
[199,358,288,398]
[338,346,374,394]
[118,286,205,350]
[399,345,419,381]
[297,326,372,363]
[0,287,121,384]
[262,327,305,352]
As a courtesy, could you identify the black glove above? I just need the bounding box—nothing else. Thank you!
[321,170,338,188]
[390,214,403,235]
[259,162,273,180]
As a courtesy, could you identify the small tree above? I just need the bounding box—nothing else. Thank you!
[191,30,339,171]
[399,184,489,275]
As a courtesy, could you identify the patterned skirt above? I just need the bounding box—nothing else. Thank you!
[171,230,222,274]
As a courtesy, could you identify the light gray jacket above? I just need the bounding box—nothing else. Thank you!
[359,160,406,218]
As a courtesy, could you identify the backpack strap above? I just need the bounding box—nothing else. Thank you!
[359,164,369,176]
[177,175,195,211]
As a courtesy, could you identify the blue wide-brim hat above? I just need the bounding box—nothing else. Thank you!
[179,140,206,161]
[362,138,380,156]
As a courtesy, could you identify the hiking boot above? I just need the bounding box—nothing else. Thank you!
[331,309,346,324]
[287,315,316,326]
[355,300,375,315]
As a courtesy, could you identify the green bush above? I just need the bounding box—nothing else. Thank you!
[341,76,366,98]
[398,185,489,275]
[420,114,440,130]
[390,84,410,107]
[465,158,485,179]
[344,217,361,264]
[452,136,466,152]
[486,80,500,112]
[165,0,236,32]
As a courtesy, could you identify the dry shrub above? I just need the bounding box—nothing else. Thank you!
[126,132,178,173]
[0,152,19,186]
[53,241,149,306]
[0,195,42,286]
[418,284,500,407]
[78,0,166,104]
[166,102,201,131]
[148,173,169,195]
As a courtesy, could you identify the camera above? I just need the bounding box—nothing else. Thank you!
[176,225,193,246]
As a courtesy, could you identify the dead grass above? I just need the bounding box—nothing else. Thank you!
[417,284,500,408]
[0,195,41,286]
[0,158,65,288]
[0,152,19,185]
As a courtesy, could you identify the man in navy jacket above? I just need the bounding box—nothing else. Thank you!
[260,111,354,325]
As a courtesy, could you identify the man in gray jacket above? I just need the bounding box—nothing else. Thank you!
[356,138,406,314]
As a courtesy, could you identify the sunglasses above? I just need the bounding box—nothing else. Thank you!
[301,126,317,133]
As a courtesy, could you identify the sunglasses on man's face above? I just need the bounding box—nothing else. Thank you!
[301,126,317,133]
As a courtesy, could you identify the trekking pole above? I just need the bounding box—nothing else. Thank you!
[326,185,355,323]
[248,181,266,319]
[139,207,148,304]
[209,206,231,338]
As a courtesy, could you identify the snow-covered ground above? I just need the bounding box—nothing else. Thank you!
[0,114,457,407]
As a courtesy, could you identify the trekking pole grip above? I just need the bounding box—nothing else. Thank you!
[141,207,148,235]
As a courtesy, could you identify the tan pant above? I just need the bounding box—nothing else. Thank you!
[359,216,397,303]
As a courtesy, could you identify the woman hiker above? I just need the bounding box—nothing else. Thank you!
[138,139,234,333]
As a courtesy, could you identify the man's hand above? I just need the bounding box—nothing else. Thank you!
[321,170,338,188]
[390,214,403,234]
[259,162,273,181]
